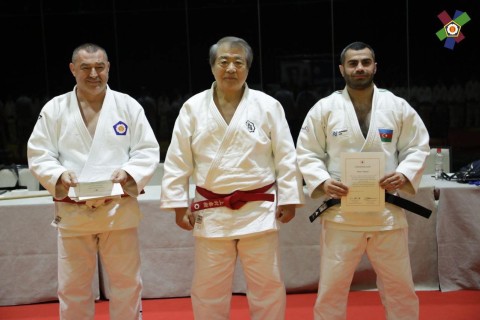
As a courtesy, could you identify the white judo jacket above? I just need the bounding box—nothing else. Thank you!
[161,83,304,238]
[296,86,430,230]
[27,86,160,236]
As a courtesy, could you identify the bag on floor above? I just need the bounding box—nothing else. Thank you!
[452,159,480,183]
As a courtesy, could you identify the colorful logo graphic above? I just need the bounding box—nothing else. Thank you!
[113,121,128,135]
[436,10,471,50]
[378,129,393,142]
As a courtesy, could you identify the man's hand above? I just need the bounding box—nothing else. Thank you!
[110,169,131,185]
[380,172,407,191]
[58,171,78,189]
[276,204,296,223]
[322,179,349,199]
[174,207,195,230]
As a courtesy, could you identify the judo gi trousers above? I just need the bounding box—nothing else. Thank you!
[57,227,142,320]
[191,231,286,320]
[314,225,419,320]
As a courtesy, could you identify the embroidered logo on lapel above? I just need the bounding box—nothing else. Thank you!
[113,121,128,135]
[378,128,393,142]
[246,120,255,133]
[332,129,347,137]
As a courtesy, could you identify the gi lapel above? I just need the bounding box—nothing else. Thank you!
[74,88,117,181]
[203,86,249,186]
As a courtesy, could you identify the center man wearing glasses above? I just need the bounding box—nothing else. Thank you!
[160,36,304,319]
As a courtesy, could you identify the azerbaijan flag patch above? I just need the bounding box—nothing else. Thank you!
[378,129,393,142]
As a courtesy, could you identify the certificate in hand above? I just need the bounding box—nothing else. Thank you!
[341,152,385,213]
[67,165,125,201]
[68,181,124,201]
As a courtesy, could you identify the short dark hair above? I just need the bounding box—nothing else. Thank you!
[72,43,108,63]
[209,36,253,69]
[340,41,375,65]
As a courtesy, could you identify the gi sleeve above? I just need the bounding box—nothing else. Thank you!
[396,100,430,194]
[296,103,332,198]
[121,97,160,196]
[27,100,68,199]
[268,100,305,206]
[160,104,194,209]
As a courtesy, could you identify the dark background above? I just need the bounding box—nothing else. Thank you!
[1,0,479,171]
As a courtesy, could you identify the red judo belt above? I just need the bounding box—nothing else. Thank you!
[190,182,275,212]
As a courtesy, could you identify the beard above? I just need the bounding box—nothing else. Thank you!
[344,73,374,90]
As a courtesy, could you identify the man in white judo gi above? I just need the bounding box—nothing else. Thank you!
[160,36,304,320]
[27,43,159,320]
[296,41,430,320]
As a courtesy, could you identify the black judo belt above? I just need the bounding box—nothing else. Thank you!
[309,193,432,223]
